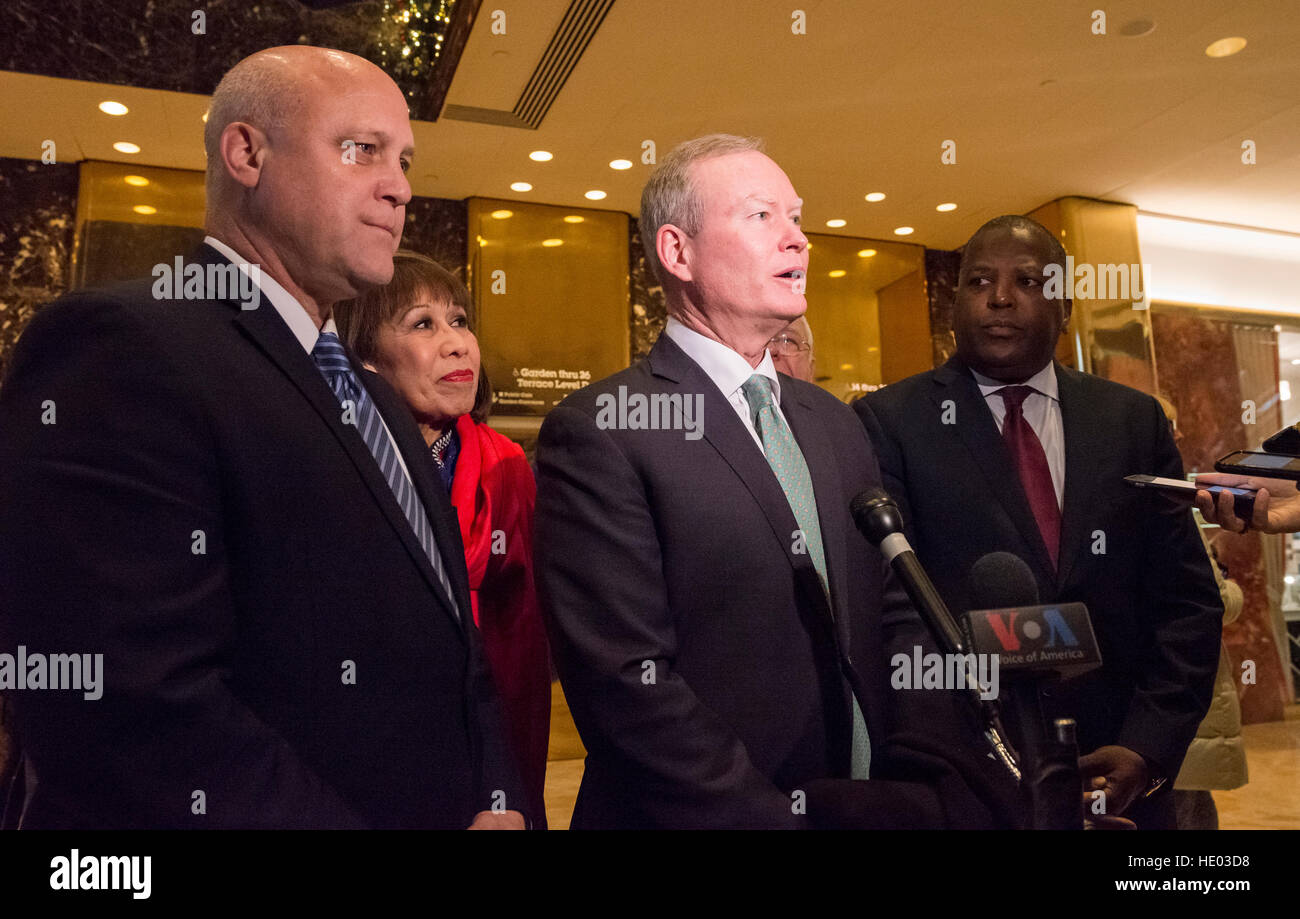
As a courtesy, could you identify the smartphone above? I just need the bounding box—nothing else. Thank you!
[1215,450,1300,482]
[1125,474,1257,519]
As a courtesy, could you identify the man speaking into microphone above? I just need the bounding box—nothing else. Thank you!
[855,215,1222,829]
[534,136,1016,829]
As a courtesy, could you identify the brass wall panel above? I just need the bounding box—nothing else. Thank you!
[803,232,925,400]
[469,197,630,416]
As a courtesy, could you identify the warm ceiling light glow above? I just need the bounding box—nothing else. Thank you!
[857,248,877,258]
[529,150,553,162]
[936,202,957,212]
[865,192,886,203]
[510,181,533,192]
[201,111,208,123]
[563,215,585,223]
[825,219,847,228]
[894,226,914,236]
[132,204,157,215]
[542,238,564,247]
[123,175,149,187]
[584,190,606,200]
[1205,36,1247,58]
[113,141,140,154]
[99,100,128,116]
[828,269,847,278]
[609,159,633,170]
[491,209,513,219]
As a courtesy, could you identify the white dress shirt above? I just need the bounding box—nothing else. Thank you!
[664,316,788,453]
[203,235,412,479]
[972,361,1065,510]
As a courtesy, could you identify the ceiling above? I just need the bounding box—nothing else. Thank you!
[2,0,1297,250]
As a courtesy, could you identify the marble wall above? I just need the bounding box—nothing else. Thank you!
[629,218,666,362]
[924,247,961,366]
[402,195,469,279]
[1151,308,1291,724]
[0,156,78,385]
[0,0,472,123]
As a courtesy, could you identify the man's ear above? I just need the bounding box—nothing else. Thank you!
[1061,296,1073,332]
[219,121,268,190]
[656,223,693,284]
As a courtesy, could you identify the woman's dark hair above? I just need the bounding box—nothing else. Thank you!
[335,250,491,423]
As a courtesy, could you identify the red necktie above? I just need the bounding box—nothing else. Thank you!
[996,385,1060,569]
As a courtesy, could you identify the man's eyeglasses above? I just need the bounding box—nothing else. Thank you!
[768,334,811,357]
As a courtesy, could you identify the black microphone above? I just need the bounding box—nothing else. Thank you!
[851,488,1021,784]
[966,551,1087,829]
[968,551,1039,609]
[850,488,966,656]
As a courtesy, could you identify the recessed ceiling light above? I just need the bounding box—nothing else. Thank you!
[1206,36,1246,58]
[491,209,513,219]
[563,215,585,223]
[893,226,914,236]
[825,219,847,228]
[584,190,606,200]
[828,269,847,278]
[936,202,957,212]
[542,238,564,247]
[609,159,633,170]
[123,175,149,187]
[113,141,140,154]
[865,192,886,203]
[132,204,157,215]
[857,248,877,258]
[1291,358,1300,366]
[510,181,533,192]
[529,150,553,162]
[99,101,128,116]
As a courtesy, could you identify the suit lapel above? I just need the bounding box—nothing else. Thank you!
[1054,363,1097,590]
[647,334,834,631]
[211,245,463,631]
[932,357,1056,581]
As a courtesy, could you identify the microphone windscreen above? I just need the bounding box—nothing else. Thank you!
[968,552,1039,609]
[849,488,899,546]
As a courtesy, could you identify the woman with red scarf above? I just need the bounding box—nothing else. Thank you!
[336,251,550,825]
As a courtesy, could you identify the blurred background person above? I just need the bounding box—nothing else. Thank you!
[768,315,816,383]
[1154,396,1249,830]
[336,251,550,825]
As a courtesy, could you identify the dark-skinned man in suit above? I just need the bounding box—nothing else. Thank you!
[856,215,1222,829]
[534,135,1019,829]
[0,46,524,829]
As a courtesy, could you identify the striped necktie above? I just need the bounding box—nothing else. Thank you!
[741,373,871,779]
[311,331,459,618]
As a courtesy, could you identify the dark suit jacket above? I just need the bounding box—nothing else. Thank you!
[534,333,1020,829]
[856,356,1222,788]
[0,243,523,829]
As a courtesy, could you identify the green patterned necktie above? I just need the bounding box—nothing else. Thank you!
[741,374,871,779]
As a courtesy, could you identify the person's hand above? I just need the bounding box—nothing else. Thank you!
[466,809,526,830]
[1081,798,1137,830]
[1194,473,1300,534]
[1078,745,1149,818]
